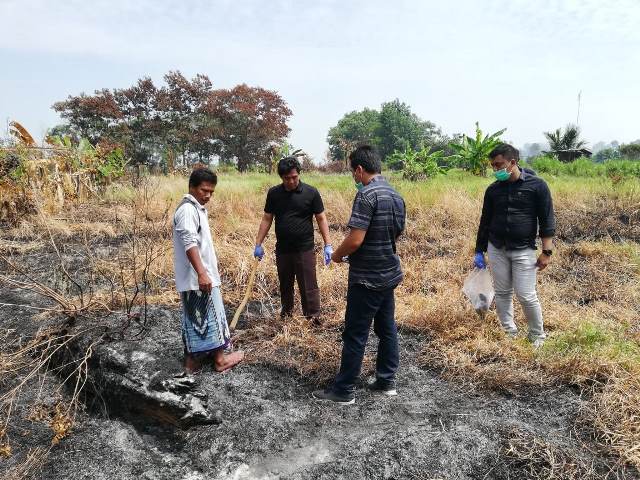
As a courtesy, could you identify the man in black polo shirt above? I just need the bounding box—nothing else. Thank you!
[254,156,332,320]
[313,145,406,404]
[474,143,555,348]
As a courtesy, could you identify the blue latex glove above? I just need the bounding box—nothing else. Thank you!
[254,244,264,260]
[323,244,333,266]
[473,252,486,269]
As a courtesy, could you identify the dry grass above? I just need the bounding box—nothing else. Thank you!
[498,427,602,480]
[1,171,639,472]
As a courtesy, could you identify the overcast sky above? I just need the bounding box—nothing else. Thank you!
[1,0,639,160]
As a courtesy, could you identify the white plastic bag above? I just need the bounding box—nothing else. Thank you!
[462,268,495,317]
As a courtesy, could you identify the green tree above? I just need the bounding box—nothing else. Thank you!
[326,99,443,167]
[326,108,381,163]
[377,99,440,160]
[593,147,621,163]
[619,142,640,160]
[448,122,506,176]
[543,124,587,155]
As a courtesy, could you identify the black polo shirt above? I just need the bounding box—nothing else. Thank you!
[264,181,324,254]
[475,167,556,252]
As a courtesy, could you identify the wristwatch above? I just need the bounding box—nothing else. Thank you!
[542,249,553,256]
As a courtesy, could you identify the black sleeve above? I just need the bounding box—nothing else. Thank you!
[475,188,493,253]
[264,189,275,214]
[536,180,556,238]
[312,189,324,214]
[395,197,406,239]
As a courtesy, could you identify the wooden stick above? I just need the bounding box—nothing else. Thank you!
[230,257,259,331]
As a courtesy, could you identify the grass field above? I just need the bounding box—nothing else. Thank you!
[2,168,640,471]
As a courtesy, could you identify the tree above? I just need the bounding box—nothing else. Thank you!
[377,99,441,160]
[448,122,506,176]
[205,84,291,172]
[619,143,640,160]
[543,124,587,159]
[156,71,219,165]
[53,88,122,145]
[52,72,292,170]
[593,147,621,163]
[326,99,443,167]
[326,108,381,163]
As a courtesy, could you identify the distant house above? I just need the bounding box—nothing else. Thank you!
[544,148,593,163]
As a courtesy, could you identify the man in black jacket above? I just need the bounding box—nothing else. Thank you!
[474,144,555,348]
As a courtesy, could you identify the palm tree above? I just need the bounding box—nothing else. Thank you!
[544,124,587,162]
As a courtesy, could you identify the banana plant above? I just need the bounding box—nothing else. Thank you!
[449,122,506,176]
[393,146,447,181]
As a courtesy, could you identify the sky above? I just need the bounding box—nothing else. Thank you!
[1,0,639,161]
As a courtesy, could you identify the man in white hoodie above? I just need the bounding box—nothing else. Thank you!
[173,168,244,373]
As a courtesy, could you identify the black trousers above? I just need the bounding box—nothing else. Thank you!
[332,284,399,396]
[275,249,320,318]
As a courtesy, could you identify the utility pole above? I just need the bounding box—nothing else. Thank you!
[576,90,582,125]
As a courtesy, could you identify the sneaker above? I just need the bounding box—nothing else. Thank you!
[312,389,355,405]
[367,380,398,397]
[532,338,545,349]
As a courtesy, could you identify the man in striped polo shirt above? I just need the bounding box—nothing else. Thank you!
[313,145,406,404]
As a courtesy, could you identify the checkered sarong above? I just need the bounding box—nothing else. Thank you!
[180,287,230,354]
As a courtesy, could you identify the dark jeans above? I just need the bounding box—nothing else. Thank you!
[275,249,320,318]
[333,284,399,396]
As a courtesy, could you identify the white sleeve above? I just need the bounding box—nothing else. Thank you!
[174,205,199,252]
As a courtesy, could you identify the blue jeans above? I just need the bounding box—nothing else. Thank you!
[332,284,399,396]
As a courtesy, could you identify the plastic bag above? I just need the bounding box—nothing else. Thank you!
[462,268,495,318]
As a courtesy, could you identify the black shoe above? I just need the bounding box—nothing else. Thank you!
[367,380,397,396]
[312,389,355,405]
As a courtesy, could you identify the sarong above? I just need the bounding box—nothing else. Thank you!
[180,287,231,354]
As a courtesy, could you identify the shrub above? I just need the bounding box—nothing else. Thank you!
[530,155,563,175]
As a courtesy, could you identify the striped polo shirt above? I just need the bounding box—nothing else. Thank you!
[347,175,406,290]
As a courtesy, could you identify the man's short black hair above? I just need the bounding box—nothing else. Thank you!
[349,145,382,174]
[489,144,520,162]
[277,156,301,177]
[188,167,217,188]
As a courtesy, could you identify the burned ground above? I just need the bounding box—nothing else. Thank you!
[1,173,639,479]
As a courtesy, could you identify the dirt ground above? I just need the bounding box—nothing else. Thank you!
[2,295,635,480]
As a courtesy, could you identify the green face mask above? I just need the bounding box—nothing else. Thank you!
[355,182,364,190]
[494,168,511,181]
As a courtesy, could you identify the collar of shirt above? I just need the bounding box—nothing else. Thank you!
[516,167,529,182]
[183,194,206,211]
[366,175,385,185]
[282,182,304,193]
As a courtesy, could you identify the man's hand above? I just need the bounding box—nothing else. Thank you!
[473,252,487,269]
[198,271,213,292]
[331,251,343,263]
[254,244,265,261]
[323,244,333,266]
[536,252,551,271]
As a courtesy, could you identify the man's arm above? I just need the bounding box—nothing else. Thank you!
[331,228,366,263]
[536,181,556,271]
[475,188,493,253]
[175,205,211,292]
[314,212,331,245]
[186,247,212,292]
[255,212,274,246]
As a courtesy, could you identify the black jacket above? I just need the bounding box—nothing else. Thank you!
[475,168,556,252]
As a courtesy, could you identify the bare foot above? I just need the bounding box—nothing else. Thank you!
[184,354,203,374]
[213,350,245,373]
